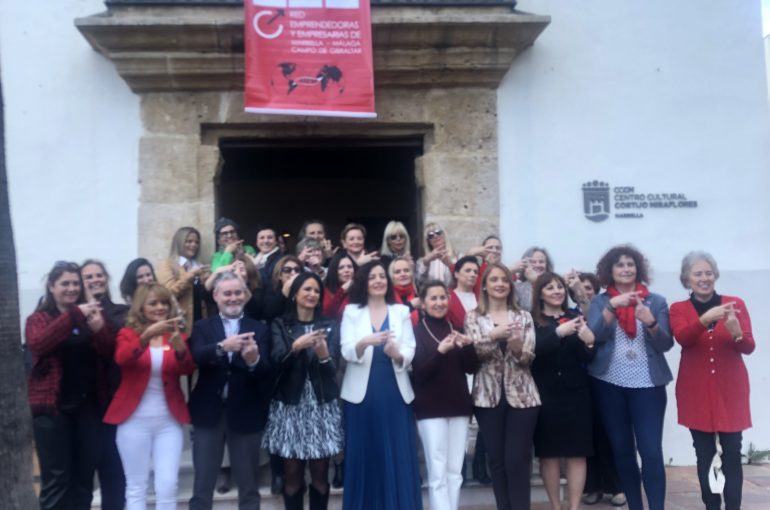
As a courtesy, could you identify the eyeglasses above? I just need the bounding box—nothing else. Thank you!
[281,266,302,274]
[218,229,237,238]
[427,229,443,240]
[388,233,406,241]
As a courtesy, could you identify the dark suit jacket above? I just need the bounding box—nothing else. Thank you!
[188,315,272,433]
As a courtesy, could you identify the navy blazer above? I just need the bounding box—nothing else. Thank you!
[188,315,272,433]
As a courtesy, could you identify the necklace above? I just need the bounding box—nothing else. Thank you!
[422,317,453,344]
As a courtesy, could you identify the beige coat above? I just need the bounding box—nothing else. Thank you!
[156,257,207,335]
[464,309,540,409]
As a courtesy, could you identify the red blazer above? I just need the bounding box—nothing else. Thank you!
[323,287,350,322]
[104,327,196,425]
[446,289,468,332]
[670,295,755,433]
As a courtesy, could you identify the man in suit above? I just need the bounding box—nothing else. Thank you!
[188,271,272,510]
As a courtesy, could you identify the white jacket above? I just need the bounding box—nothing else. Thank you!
[340,303,416,404]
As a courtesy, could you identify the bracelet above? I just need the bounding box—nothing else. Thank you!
[646,319,658,329]
[319,357,332,364]
[605,303,616,314]
[733,335,743,343]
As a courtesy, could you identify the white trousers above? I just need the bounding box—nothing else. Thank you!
[116,413,184,510]
[417,416,469,510]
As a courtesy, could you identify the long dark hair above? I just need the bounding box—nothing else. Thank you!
[324,250,357,294]
[284,272,325,324]
[120,258,155,303]
[348,260,395,307]
[531,272,569,327]
[36,261,84,314]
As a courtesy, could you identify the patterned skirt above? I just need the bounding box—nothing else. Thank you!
[262,378,344,459]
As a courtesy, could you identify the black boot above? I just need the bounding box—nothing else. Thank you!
[309,485,330,510]
[283,489,304,510]
[473,436,492,485]
[271,454,285,495]
[332,460,344,489]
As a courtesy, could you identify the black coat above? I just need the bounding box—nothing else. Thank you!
[270,316,341,405]
[188,315,272,433]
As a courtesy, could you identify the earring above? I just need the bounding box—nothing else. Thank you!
[482,287,486,291]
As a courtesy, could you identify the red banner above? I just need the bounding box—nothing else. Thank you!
[244,0,376,118]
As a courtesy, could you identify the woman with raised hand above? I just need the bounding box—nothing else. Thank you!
[340,261,422,509]
[512,246,554,311]
[531,272,596,510]
[340,222,380,266]
[670,251,755,510]
[26,261,114,510]
[211,218,257,272]
[323,251,356,322]
[157,226,210,334]
[464,263,540,510]
[412,280,478,510]
[587,245,673,510]
[379,220,412,268]
[416,222,456,287]
[120,258,157,304]
[103,283,195,510]
[263,272,343,510]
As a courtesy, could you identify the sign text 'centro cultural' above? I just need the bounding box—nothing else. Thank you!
[244,0,376,118]
[582,181,698,222]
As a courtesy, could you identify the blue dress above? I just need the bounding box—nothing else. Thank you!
[342,317,423,510]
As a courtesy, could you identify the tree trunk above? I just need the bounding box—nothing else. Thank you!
[0,66,40,508]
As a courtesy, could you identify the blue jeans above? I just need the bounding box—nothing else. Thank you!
[590,378,667,510]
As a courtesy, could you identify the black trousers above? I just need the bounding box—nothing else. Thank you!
[584,383,622,495]
[475,402,539,510]
[98,423,126,510]
[33,403,104,510]
[690,429,743,510]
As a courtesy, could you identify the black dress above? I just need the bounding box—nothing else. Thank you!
[531,311,595,458]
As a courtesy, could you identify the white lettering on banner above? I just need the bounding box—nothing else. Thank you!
[252,0,359,8]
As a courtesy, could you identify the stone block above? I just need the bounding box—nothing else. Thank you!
[138,202,205,264]
[420,152,499,218]
[422,215,500,256]
[426,88,497,154]
[141,92,223,135]
[139,136,200,202]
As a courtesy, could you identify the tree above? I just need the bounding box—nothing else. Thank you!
[0,63,40,508]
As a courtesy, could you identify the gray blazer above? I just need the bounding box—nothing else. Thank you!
[587,292,673,386]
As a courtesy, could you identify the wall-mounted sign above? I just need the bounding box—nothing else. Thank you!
[582,181,698,222]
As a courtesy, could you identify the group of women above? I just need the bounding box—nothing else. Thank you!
[25,217,755,510]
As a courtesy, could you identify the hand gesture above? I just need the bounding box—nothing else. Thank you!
[225,239,243,255]
[281,272,300,297]
[609,291,641,309]
[700,301,736,326]
[506,326,524,356]
[555,317,580,338]
[169,324,187,354]
[523,264,539,284]
[357,251,381,266]
[635,301,655,327]
[564,270,580,288]
[297,246,312,263]
[409,297,421,309]
[575,316,595,346]
[437,334,456,354]
[509,258,527,275]
[453,332,473,348]
[341,279,353,293]
[383,334,402,361]
[82,301,105,333]
[322,239,336,259]
[241,338,259,365]
[141,317,182,346]
[723,303,742,338]
[221,332,253,353]
[363,330,390,347]
[313,333,330,359]
[490,322,514,340]
[292,330,321,353]
[467,245,487,258]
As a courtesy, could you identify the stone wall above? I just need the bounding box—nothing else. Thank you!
[138,86,500,262]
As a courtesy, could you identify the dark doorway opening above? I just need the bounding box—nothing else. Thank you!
[216,138,424,255]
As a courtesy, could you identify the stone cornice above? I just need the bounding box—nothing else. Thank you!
[75,5,549,92]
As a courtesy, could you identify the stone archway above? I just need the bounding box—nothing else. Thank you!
[76,1,549,261]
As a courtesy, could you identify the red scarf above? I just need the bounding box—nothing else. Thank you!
[606,283,649,338]
[393,284,417,307]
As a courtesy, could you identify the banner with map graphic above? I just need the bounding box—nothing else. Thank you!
[244,0,376,118]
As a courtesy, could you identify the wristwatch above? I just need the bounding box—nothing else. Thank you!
[216,341,225,356]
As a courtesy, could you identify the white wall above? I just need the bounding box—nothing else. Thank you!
[0,0,142,319]
[498,0,770,464]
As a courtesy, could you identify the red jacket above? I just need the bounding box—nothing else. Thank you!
[26,307,114,416]
[103,328,196,425]
[670,295,754,433]
[446,289,468,332]
[323,287,350,322]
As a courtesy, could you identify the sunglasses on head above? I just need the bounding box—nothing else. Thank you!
[427,229,443,240]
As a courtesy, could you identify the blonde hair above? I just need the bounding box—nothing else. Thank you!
[126,283,176,334]
[422,222,455,258]
[476,263,518,315]
[380,221,411,257]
